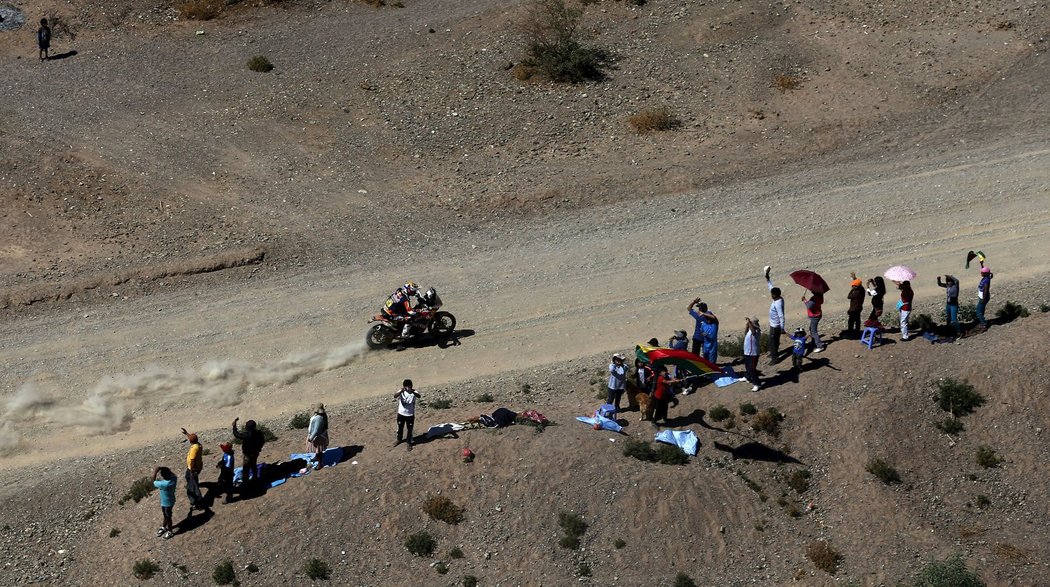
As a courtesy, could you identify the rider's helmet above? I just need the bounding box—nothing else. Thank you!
[402,281,418,296]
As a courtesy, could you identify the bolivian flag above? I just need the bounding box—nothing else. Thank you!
[635,344,720,377]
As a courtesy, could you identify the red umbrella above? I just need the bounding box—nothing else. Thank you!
[789,270,830,293]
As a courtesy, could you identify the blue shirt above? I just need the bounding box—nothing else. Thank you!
[791,333,807,355]
[689,309,718,339]
[154,477,177,508]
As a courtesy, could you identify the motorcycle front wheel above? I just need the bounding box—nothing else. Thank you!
[429,311,456,337]
[365,324,396,349]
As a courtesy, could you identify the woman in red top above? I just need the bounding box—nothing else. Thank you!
[651,365,683,427]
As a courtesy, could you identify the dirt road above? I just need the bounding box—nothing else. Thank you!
[3,137,1046,469]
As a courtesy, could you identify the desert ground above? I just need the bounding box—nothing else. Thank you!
[0,0,1048,585]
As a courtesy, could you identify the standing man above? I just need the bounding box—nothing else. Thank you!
[395,379,421,451]
[937,275,961,337]
[231,418,266,487]
[180,428,203,513]
[801,290,825,352]
[764,266,786,363]
[37,18,51,61]
[896,280,914,340]
[606,353,627,414]
[688,298,719,364]
[741,317,761,392]
[307,404,329,470]
[846,273,866,337]
[976,266,993,330]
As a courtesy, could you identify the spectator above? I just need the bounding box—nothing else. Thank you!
[801,291,825,352]
[976,266,993,330]
[790,327,807,371]
[739,317,761,392]
[687,298,719,363]
[231,418,266,486]
[634,358,653,393]
[37,18,50,61]
[651,365,682,427]
[179,428,203,513]
[395,379,421,451]
[895,280,914,340]
[866,276,887,322]
[151,466,177,539]
[669,330,689,351]
[307,404,329,470]
[765,267,786,363]
[606,353,627,413]
[937,274,962,336]
[215,443,235,504]
[847,273,865,337]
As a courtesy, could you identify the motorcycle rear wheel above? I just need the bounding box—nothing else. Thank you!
[429,311,456,337]
[366,324,395,349]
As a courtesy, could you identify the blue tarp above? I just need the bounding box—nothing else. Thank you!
[232,446,345,487]
[655,429,699,456]
[576,415,623,433]
[714,366,740,387]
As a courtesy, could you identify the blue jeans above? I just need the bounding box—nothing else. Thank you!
[946,303,960,334]
[702,338,718,364]
[976,298,988,326]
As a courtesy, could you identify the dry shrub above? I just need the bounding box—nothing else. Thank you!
[422,496,465,525]
[772,73,803,92]
[512,64,538,81]
[805,540,842,574]
[178,0,225,20]
[628,107,681,133]
[359,0,387,6]
[750,408,782,436]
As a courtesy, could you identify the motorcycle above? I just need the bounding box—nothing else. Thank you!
[365,287,457,349]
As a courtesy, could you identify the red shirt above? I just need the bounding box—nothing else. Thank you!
[806,293,823,318]
[653,374,671,400]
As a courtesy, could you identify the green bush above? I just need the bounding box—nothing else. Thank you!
[866,458,902,485]
[673,572,698,587]
[558,534,580,549]
[750,408,782,436]
[996,301,1029,321]
[435,562,449,575]
[575,563,591,577]
[520,0,608,83]
[475,393,494,403]
[613,538,626,549]
[289,412,310,429]
[935,378,984,417]
[423,496,465,525]
[655,443,689,465]
[720,332,770,357]
[463,576,479,587]
[957,303,977,323]
[405,532,436,557]
[935,418,964,434]
[1039,303,1050,313]
[449,547,464,559]
[908,553,985,587]
[708,405,732,422]
[911,313,937,332]
[109,527,121,538]
[304,557,330,580]
[429,398,453,409]
[975,494,991,508]
[975,446,1002,468]
[806,540,842,574]
[558,512,588,538]
[739,402,757,416]
[212,560,236,585]
[787,470,811,494]
[623,437,656,462]
[247,55,274,73]
[133,559,161,580]
[245,563,259,573]
[119,477,155,505]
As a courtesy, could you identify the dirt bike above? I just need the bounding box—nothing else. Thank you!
[365,287,457,349]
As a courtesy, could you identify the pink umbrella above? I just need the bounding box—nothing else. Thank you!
[884,265,917,282]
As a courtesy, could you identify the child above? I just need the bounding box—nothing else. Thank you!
[216,443,235,504]
[151,466,177,539]
[37,18,51,61]
[790,327,807,370]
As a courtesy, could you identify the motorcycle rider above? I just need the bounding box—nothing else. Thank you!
[383,281,422,338]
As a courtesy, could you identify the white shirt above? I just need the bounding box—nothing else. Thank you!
[744,329,759,356]
[608,363,626,390]
[397,389,417,417]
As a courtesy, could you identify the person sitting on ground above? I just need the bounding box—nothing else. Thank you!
[307,404,329,470]
[151,466,177,540]
[231,418,266,486]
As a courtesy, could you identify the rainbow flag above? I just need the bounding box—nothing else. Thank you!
[635,344,720,377]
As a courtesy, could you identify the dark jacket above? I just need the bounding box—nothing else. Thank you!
[847,285,865,313]
[232,425,265,457]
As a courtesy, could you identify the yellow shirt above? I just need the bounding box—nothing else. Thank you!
[186,443,203,473]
